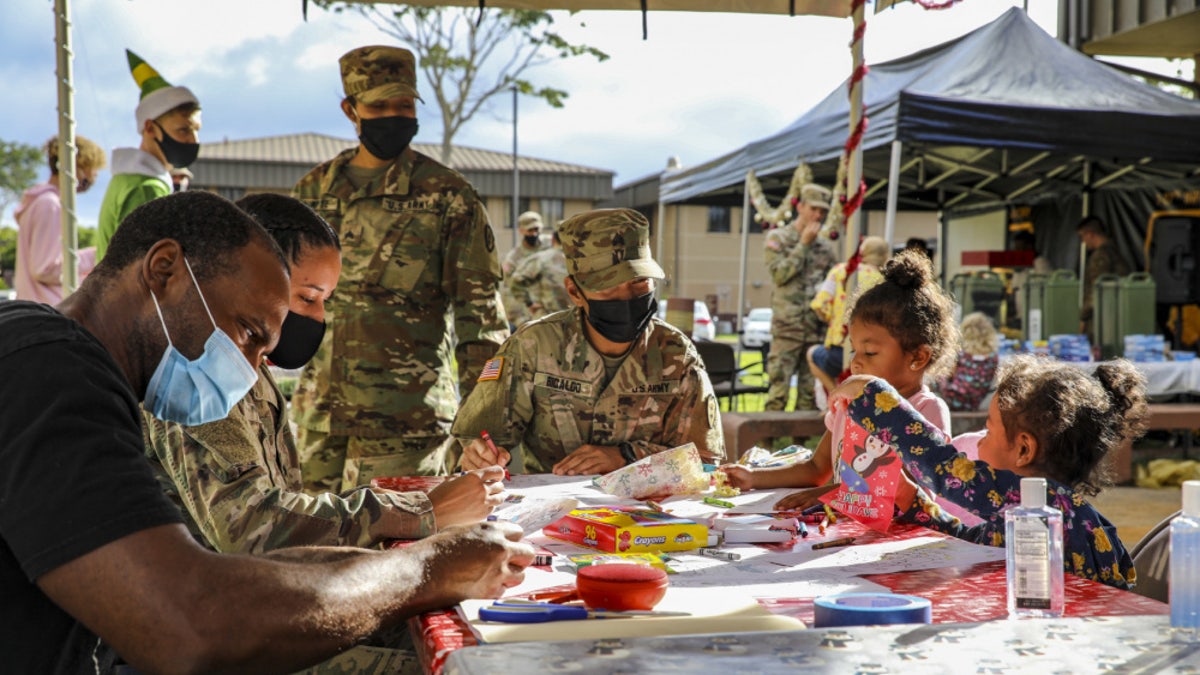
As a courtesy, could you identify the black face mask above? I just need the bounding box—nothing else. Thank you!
[584,291,656,344]
[154,122,200,169]
[359,116,419,161]
[267,311,326,369]
[524,234,541,248]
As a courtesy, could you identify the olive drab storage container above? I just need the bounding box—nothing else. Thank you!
[1094,272,1157,360]
[949,271,1005,326]
[1021,270,1080,342]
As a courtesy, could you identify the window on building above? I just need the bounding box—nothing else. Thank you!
[747,211,765,234]
[538,198,564,226]
[498,198,534,227]
[707,206,732,233]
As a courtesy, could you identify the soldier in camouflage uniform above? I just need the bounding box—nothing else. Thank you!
[508,230,570,322]
[501,210,547,327]
[453,208,725,475]
[764,184,836,411]
[1077,215,1132,339]
[292,46,509,490]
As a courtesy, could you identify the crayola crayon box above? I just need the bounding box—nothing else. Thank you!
[542,506,707,553]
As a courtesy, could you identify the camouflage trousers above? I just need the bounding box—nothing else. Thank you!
[293,623,421,675]
[296,428,459,494]
[293,645,420,675]
[765,336,819,412]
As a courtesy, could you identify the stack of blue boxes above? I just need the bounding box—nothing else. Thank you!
[1048,334,1092,362]
[1123,334,1167,363]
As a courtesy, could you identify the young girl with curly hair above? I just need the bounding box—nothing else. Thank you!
[723,250,959,505]
[936,311,1000,412]
[829,355,1147,588]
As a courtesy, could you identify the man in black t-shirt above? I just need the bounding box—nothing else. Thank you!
[0,191,531,673]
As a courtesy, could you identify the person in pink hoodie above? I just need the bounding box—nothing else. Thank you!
[13,135,106,305]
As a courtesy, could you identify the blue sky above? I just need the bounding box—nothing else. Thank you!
[3,0,1178,227]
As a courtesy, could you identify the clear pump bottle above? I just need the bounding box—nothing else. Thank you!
[1170,480,1200,641]
[1005,477,1064,617]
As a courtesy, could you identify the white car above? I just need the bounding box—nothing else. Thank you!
[740,307,772,351]
[656,299,716,341]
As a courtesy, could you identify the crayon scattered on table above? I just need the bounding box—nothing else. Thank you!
[697,548,741,561]
[812,536,856,550]
[703,496,735,508]
[799,521,809,538]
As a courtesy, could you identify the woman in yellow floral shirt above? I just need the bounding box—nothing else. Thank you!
[833,355,1147,589]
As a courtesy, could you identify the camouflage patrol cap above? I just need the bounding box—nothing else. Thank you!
[559,208,665,293]
[801,183,832,210]
[339,46,423,104]
[517,211,543,230]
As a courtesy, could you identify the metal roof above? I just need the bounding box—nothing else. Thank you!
[199,132,611,175]
[192,133,614,201]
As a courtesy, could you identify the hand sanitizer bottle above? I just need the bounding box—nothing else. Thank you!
[1171,480,1200,641]
[1005,477,1064,617]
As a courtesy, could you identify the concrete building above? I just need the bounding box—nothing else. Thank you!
[189,132,614,262]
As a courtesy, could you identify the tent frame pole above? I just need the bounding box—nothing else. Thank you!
[737,178,751,332]
[55,0,79,295]
[884,140,902,245]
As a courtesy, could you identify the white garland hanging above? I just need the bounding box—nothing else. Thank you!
[746,163,812,228]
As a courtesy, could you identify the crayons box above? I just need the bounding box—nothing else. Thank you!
[568,552,674,572]
[543,506,708,553]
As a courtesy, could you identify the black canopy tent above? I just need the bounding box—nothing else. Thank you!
[659,7,1200,313]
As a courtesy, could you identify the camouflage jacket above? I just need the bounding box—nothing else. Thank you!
[142,363,435,554]
[292,146,509,438]
[508,247,571,322]
[764,225,837,342]
[451,308,725,473]
[501,238,547,326]
[1081,241,1132,321]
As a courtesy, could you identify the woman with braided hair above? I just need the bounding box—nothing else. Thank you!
[140,193,505,557]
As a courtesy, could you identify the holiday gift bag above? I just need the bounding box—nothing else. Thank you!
[820,408,901,532]
[594,443,709,499]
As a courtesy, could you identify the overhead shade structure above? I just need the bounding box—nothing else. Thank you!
[322,0,852,17]
[660,7,1200,211]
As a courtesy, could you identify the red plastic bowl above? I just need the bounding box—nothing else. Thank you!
[575,563,669,611]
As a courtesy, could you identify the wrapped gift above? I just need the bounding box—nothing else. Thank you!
[593,442,709,499]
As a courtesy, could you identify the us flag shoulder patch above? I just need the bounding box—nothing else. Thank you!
[478,357,504,382]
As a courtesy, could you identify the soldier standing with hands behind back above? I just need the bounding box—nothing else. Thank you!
[764,184,836,412]
[292,46,508,490]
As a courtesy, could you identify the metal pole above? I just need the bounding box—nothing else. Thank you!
[884,140,902,246]
[737,177,751,332]
[845,0,866,253]
[1079,160,1090,321]
[54,0,79,294]
[511,86,519,247]
[655,199,667,268]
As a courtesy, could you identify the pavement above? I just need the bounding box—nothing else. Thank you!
[1093,484,1181,549]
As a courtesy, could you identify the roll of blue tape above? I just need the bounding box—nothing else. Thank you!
[812,592,932,628]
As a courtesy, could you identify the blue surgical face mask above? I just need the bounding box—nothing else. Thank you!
[144,257,259,426]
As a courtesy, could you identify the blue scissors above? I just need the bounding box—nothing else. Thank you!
[478,602,688,623]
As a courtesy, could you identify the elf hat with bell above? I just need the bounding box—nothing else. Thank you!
[128,50,199,134]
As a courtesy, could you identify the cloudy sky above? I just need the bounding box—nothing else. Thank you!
[2,0,1178,227]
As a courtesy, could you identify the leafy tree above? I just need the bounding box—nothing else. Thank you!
[0,226,17,283]
[319,4,608,164]
[0,139,43,224]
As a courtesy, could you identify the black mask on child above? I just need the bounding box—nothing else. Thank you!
[359,116,419,161]
[583,291,656,344]
[154,122,200,169]
[267,311,326,369]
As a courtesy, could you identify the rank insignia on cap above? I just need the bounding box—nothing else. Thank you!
[478,357,504,382]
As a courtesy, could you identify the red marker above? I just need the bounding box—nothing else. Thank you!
[481,430,511,480]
